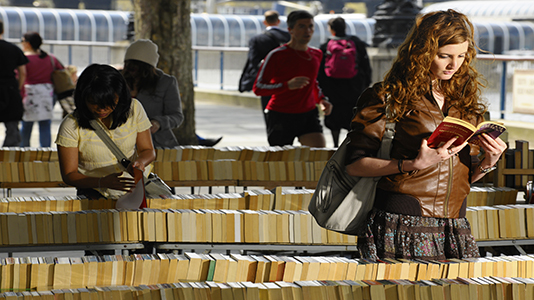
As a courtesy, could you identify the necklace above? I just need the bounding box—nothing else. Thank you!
[432,80,445,110]
[294,48,312,61]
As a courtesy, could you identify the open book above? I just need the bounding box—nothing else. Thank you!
[427,116,506,148]
[116,167,146,209]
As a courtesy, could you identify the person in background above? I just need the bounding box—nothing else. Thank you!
[253,10,332,147]
[238,10,291,124]
[345,10,507,260]
[19,32,63,147]
[57,64,78,118]
[122,39,184,148]
[56,64,155,199]
[317,17,372,147]
[120,39,221,148]
[0,20,27,146]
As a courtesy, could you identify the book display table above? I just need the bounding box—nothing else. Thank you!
[0,242,144,256]
[0,180,319,196]
[477,238,534,255]
[152,242,358,255]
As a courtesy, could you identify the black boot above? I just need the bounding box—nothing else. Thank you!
[331,129,340,147]
[198,136,223,147]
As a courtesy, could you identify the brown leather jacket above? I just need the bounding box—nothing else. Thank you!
[346,84,481,219]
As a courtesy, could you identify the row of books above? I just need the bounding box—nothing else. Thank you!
[0,209,354,246]
[0,147,57,162]
[0,146,336,163]
[465,186,518,206]
[0,184,519,214]
[0,189,312,213]
[148,189,314,212]
[3,203,534,246]
[3,277,534,300]
[466,204,534,240]
[154,145,335,162]
[2,252,534,294]
[151,160,327,182]
[0,160,327,183]
[0,161,62,183]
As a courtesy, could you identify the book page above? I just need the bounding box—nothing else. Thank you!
[468,121,506,146]
[427,118,475,148]
[116,168,145,210]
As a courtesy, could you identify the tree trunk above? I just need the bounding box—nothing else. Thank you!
[132,0,197,145]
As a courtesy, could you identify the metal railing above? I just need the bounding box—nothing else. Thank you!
[11,39,533,122]
[477,54,534,121]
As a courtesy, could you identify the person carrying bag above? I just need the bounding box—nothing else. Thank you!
[90,118,173,199]
[56,64,157,201]
[309,120,395,235]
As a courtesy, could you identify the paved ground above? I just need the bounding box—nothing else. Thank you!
[0,96,343,198]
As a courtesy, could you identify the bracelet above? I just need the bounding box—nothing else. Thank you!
[398,159,408,174]
[479,163,497,174]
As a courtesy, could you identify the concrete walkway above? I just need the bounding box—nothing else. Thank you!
[0,91,341,198]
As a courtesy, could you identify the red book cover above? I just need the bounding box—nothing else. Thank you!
[427,116,506,148]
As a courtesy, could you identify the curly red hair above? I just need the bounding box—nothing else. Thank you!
[379,9,487,122]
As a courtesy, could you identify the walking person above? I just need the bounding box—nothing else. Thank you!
[317,17,372,147]
[19,32,64,147]
[239,10,291,124]
[253,10,332,147]
[345,10,507,260]
[0,20,28,146]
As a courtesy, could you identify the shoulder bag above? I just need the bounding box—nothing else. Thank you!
[308,121,396,235]
[49,55,75,97]
[89,119,174,198]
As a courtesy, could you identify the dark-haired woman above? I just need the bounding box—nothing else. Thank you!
[20,32,63,147]
[55,64,156,199]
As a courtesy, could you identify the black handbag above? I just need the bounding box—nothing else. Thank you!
[308,121,396,235]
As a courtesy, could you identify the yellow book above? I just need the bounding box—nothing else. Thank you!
[185,252,204,282]
[82,256,99,288]
[126,211,139,241]
[53,257,72,289]
[210,253,230,283]
[70,257,85,288]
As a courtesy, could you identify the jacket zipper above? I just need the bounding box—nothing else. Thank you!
[430,88,453,217]
[444,158,453,217]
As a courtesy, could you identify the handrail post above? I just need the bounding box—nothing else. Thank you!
[500,60,507,120]
[194,50,198,87]
[220,51,224,90]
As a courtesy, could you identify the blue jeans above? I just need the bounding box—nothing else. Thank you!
[20,120,51,147]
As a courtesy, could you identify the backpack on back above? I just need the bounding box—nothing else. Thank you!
[324,38,358,79]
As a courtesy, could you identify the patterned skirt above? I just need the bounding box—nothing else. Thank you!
[357,209,480,261]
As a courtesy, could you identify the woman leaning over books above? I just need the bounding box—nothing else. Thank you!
[55,64,156,199]
[345,9,507,260]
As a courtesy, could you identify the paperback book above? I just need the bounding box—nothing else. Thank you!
[427,116,506,148]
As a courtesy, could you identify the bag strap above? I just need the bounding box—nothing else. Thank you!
[89,119,130,171]
[49,55,57,71]
[377,104,396,160]
[377,121,395,160]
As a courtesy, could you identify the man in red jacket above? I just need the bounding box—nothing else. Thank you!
[253,10,332,147]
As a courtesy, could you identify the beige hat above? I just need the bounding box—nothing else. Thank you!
[124,39,159,68]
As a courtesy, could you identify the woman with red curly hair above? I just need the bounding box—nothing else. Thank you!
[345,10,507,260]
